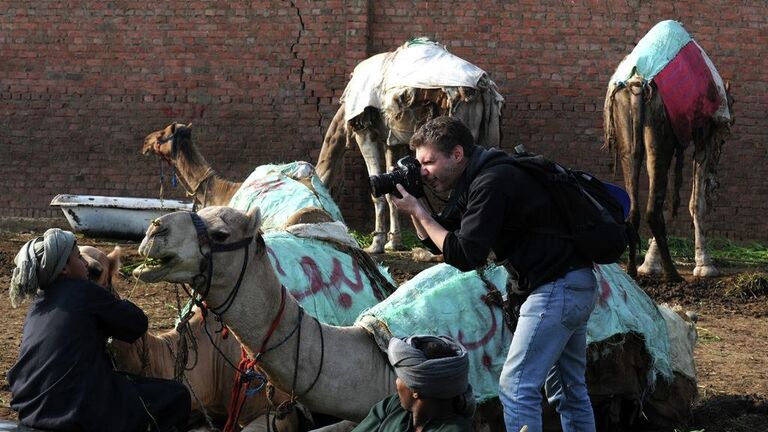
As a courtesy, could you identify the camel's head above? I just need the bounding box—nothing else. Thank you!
[80,245,122,295]
[142,122,193,162]
[133,206,263,287]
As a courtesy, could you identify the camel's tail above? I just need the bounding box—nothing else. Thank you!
[603,82,623,175]
[315,104,349,196]
[476,75,504,148]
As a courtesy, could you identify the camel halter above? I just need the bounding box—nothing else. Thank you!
[158,129,216,209]
[185,212,324,432]
[188,212,258,316]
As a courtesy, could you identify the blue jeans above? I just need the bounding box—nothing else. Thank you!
[499,268,597,432]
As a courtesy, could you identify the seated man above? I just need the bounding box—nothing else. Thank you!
[7,228,191,432]
[353,335,474,432]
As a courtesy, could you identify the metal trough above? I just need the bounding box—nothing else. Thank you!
[50,194,193,239]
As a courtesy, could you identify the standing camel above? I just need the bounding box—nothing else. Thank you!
[133,206,699,430]
[316,38,503,254]
[604,20,734,280]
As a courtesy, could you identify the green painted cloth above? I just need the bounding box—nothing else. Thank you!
[229,162,344,232]
[265,231,394,326]
[610,20,692,84]
[357,263,673,402]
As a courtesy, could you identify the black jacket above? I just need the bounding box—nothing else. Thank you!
[8,278,151,431]
[425,147,590,292]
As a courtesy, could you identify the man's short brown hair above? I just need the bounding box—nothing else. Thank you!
[409,116,476,157]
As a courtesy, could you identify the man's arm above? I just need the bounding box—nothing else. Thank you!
[393,184,448,252]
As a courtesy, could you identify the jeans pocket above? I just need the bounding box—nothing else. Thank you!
[561,285,597,331]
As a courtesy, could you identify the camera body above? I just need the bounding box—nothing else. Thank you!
[369,155,424,198]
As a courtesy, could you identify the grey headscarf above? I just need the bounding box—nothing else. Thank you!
[10,228,76,307]
[387,335,470,399]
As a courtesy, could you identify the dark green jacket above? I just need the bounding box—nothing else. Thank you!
[352,394,472,432]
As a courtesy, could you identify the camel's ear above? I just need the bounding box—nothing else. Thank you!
[186,122,193,129]
[725,80,730,92]
[246,207,263,234]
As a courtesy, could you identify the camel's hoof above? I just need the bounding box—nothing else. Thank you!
[384,241,407,252]
[693,265,720,278]
[637,263,664,276]
[365,244,385,254]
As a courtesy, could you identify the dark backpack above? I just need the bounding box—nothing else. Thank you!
[505,151,628,264]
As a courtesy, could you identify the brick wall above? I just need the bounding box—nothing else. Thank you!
[1,1,766,241]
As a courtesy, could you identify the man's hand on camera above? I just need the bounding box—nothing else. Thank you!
[392,185,448,252]
[391,184,425,218]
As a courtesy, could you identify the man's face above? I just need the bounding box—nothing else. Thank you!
[61,246,89,281]
[415,143,465,193]
[395,377,417,411]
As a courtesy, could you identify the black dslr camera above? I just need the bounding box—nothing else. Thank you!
[369,155,424,198]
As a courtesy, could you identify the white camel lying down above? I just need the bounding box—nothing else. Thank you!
[133,206,699,431]
[79,246,307,432]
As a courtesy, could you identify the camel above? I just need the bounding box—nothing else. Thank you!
[315,38,504,254]
[133,206,699,430]
[79,245,305,432]
[604,20,734,280]
[110,307,305,432]
[79,245,122,292]
[143,123,242,208]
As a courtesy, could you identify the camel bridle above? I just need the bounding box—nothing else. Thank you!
[156,128,216,208]
[184,212,325,432]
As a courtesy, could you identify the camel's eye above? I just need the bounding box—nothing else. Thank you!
[210,230,230,243]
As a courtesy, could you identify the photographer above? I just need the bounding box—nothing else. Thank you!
[391,116,598,432]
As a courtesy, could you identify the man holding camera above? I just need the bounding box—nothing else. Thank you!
[391,116,598,432]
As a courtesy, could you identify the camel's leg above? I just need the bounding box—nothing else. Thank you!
[690,159,719,277]
[384,143,410,251]
[639,127,682,281]
[613,91,644,277]
[355,130,388,254]
[639,237,664,274]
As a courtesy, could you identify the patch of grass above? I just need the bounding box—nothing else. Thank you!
[697,326,722,343]
[719,272,768,299]
[350,229,423,250]
[633,236,768,267]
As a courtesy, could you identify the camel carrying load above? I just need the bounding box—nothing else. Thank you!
[357,262,698,427]
[315,38,504,254]
[134,206,698,430]
[604,20,734,280]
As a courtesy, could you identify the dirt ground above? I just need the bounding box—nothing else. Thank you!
[0,230,766,432]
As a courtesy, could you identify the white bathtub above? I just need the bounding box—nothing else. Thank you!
[50,194,194,239]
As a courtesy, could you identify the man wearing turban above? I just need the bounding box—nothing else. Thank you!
[352,335,473,432]
[7,228,191,431]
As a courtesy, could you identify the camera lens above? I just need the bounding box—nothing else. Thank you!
[369,174,395,198]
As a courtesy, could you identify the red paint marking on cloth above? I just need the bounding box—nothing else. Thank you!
[457,300,497,350]
[267,247,287,276]
[243,177,286,194]
[290,255,365,308]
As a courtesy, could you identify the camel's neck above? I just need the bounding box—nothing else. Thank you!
[205,245,395,421]
[171,139,242,207]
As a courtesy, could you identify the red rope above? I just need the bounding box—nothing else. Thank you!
[223,286,288,432]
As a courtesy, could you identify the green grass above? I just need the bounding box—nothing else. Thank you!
[351,229,768,268]
[634,236,768,267]
[350,229,424,250]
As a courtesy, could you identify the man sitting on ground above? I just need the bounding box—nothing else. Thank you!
[7,228,190,432]
[352,335,474,432]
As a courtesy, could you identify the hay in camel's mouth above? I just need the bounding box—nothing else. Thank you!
[132,255,177,281]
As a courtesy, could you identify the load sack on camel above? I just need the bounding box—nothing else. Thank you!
[229,161,344,231]
[609,19,731,146]
[341,37,503,145]
[356,262,697,427]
